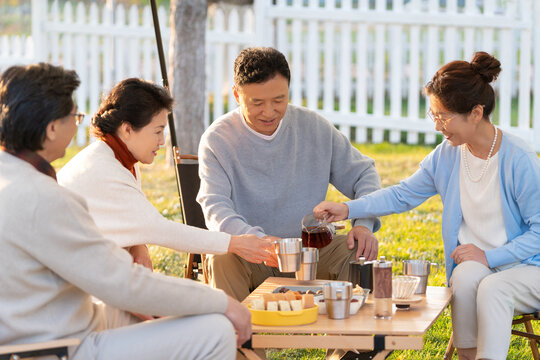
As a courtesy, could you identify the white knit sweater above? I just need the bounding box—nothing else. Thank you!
[57,141,230,254]
[0,151,227,345]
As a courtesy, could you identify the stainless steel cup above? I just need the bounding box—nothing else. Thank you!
[323,281,352,319]
[402,260,439,294]
[295,247,319,280]
[274,238,302,272]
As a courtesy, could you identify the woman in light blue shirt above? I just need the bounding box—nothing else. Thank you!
[314,52,540,360]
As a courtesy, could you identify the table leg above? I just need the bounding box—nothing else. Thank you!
[237,348,266,360]
[373,350,391,359]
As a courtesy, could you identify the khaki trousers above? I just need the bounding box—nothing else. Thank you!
[206,234,357,301]
[450,261,540,360]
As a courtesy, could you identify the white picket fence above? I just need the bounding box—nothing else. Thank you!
[0,0,538,150]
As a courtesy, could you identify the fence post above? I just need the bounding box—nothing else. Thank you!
[533,1,540,151]
[254,0,271,46]
[31,0,46,62]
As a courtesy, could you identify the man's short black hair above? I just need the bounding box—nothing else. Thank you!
[0,63,80,152]
[233,47,291,86]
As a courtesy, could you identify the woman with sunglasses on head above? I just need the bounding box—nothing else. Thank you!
[314,52,540,360]
[58,78,273,320]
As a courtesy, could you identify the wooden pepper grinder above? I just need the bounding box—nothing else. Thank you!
[373,256,392,319]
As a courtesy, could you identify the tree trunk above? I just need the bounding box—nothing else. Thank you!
[169,0,207,155]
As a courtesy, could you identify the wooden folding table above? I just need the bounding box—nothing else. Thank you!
[240,277,452,360]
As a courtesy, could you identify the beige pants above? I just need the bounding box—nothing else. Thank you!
[206,234,357,301]
[450,261,540,360]
[73,302,237,360]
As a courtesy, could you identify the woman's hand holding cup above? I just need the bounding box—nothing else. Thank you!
[262,235,280,267]
[229,234,274,264]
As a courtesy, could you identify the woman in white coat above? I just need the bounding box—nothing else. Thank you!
[58,79,274,319]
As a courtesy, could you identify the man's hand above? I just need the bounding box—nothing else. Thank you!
[347,226,378,261]
[451,244,488,267]
[224,295,252,347]
[128,244,153,270]
[313,201,349,222]
[229,235,274,264]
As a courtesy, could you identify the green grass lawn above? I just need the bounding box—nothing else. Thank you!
[54,142,538,360]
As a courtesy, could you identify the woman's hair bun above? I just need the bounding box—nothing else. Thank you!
[91,108,119,138]
[91,112,102,126]
[470,51,501,83]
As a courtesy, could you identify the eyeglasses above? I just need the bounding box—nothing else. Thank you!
[72,112,86,126]
[427,109,455,125]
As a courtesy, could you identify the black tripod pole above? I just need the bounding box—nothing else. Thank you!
[150,0,177,147]
[149,0,185,218]
[148,9,256,352]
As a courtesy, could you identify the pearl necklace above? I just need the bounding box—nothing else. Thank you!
[462,125,498,183]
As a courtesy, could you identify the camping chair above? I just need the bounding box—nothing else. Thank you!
[511,310,540,359]
[444,310,540,359]
[0,338,80,360]
[174,151,207,282]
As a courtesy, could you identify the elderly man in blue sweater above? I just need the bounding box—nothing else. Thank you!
[197,47,382,301]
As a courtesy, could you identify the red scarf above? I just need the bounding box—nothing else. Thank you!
[0,146,57,181]
[101,134,137,179]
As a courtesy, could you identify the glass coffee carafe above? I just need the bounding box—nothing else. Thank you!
[301,213,334,249]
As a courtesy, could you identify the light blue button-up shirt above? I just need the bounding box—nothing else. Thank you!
[346,132,540,283]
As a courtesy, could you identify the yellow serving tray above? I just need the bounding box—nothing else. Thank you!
[249,305,319,326]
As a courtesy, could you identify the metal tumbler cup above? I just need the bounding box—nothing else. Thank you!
[402,260,439,294]
[274,238,302,272]
[296,247,319,280]
[323,281,352,319]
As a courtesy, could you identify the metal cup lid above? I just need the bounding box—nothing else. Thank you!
[373,257,393,268]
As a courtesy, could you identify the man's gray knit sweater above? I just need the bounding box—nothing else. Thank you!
[197,104,381,239]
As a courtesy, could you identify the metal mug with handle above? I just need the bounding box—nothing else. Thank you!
[402,260,439,294]
[323,281,352,319]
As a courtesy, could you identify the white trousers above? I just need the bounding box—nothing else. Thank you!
[450,261,540,360]
[73,303,237,360]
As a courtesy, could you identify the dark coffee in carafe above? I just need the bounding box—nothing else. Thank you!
[301,226,333,249]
